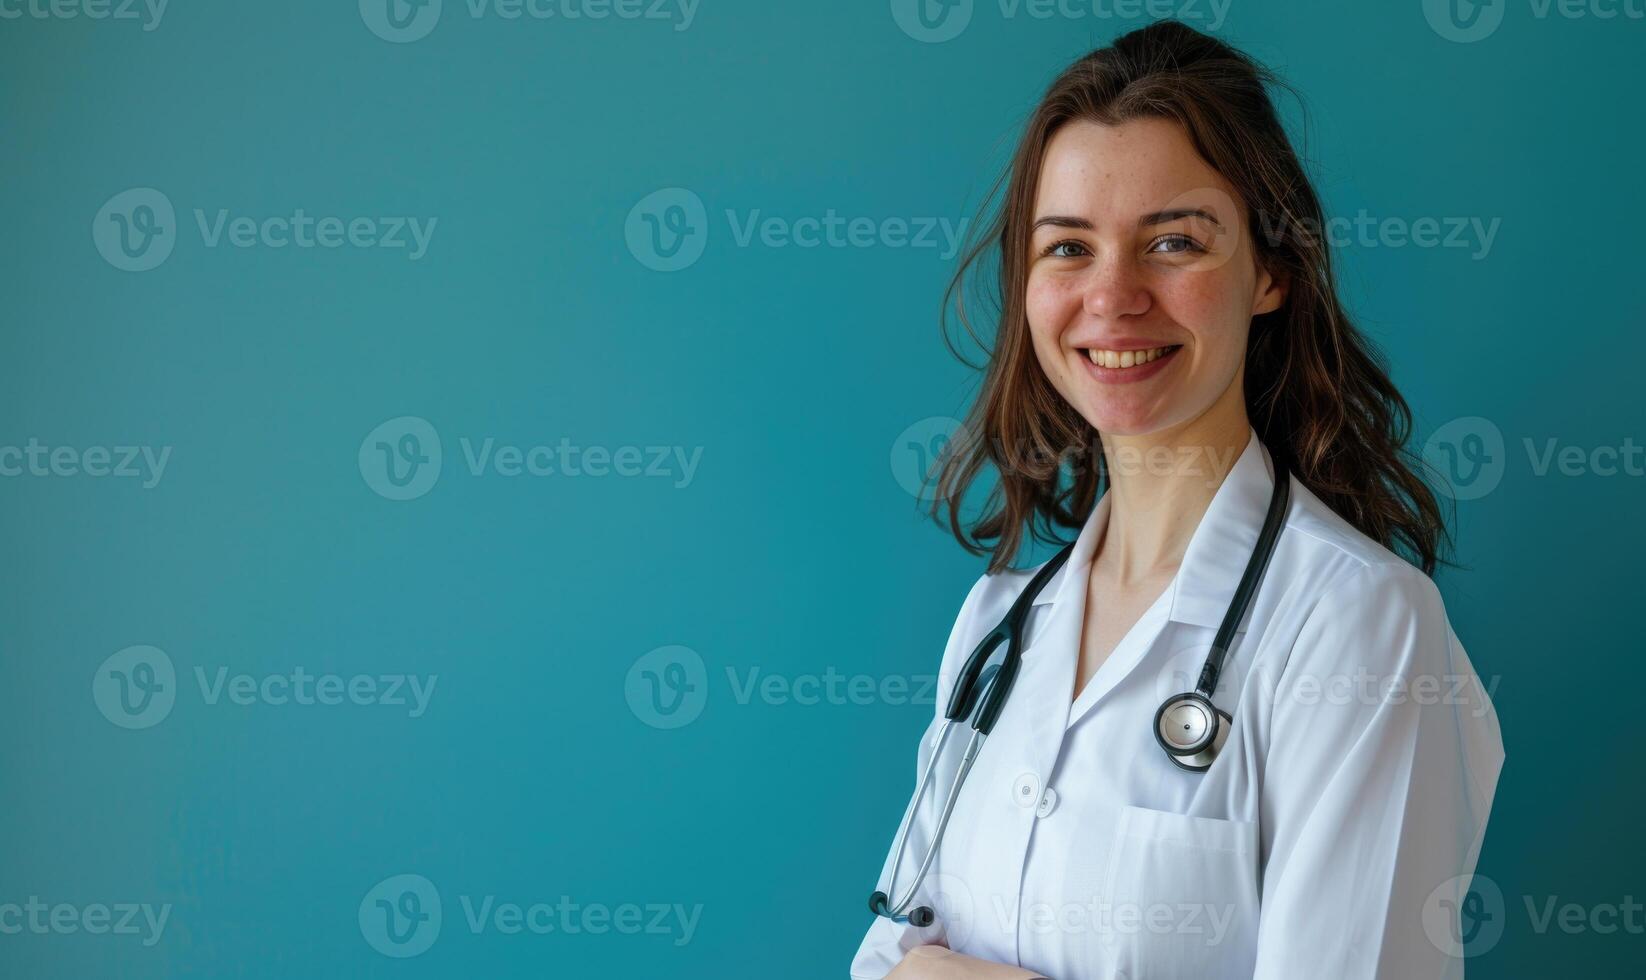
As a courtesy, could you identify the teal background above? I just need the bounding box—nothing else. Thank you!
[2,0,1642,975]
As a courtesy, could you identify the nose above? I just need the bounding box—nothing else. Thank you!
[1080,253,1152,320]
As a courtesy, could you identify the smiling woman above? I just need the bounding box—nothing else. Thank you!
[932,22,1445,578]
[853,19,1503,980]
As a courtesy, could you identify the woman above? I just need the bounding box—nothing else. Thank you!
[852,21,1504,980]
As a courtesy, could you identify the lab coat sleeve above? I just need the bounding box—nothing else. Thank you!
[849,571,995,980]
[1252,561,1505,980]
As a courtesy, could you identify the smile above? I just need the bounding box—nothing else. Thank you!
[1076,343,1182,384]
[1083,345,1180,369]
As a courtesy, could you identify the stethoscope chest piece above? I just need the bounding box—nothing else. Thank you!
[1153,690,1232,772]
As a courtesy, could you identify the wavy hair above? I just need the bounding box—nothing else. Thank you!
[932,20,1448,575]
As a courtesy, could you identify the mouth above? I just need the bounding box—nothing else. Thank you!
[1081,344,1181,369]
[1077,343,1182,384]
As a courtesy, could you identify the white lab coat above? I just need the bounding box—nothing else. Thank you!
[852,431,1504,979]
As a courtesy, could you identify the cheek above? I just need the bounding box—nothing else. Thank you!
[1160,270,1252,362]
[1025,274,1079,348]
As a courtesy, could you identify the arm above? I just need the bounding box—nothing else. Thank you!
[1252,562,1505,979]
[887,946,1047,980]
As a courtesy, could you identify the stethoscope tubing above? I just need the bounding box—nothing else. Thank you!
[869,457,1291,928]
[876,720,985,921]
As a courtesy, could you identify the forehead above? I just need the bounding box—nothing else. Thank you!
[1033,117,1236,220]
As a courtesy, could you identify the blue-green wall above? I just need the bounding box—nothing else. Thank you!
[2,0,1641,976]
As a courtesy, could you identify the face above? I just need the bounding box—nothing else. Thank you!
[1025,117,1286,440]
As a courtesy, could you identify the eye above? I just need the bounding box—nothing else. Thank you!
[1039,239,1091,258]
[1149,233,1206,255]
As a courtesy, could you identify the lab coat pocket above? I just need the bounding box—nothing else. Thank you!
[1097,805,1261,980]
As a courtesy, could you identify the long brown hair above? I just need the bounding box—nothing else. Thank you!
[932,20,1448,575]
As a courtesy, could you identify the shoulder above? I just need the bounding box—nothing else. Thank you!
[1255,475,1458,682]
[1277,474,1447,618]
[1261,482,1503,805]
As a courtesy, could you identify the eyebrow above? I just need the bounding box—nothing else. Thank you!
[1031,208,1225,232]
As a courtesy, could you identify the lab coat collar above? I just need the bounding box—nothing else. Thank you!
[1028,427,1277,631]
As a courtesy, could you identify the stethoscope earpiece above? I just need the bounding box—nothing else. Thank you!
[867,891,933,927]
[869,891,888,916]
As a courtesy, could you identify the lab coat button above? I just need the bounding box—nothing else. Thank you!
[1036,786,1058,818]
[1012,773,1040,807]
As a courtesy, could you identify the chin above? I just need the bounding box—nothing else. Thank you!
[1076,397,1177,439]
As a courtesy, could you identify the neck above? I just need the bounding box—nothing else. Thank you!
[1094,402,1251,584]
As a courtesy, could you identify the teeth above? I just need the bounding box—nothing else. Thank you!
[1087,345,1174,368]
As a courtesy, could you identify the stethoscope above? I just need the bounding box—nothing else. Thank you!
[868,460,1291,927]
